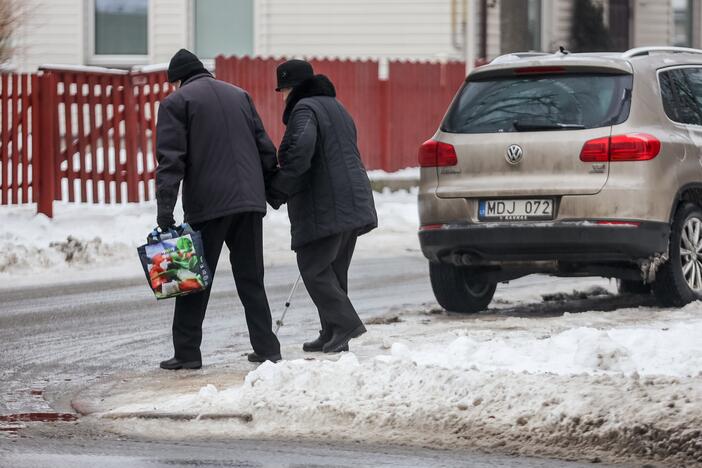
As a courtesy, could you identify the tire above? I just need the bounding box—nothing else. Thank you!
[652,202,702,307]
[429,262,496,313]
[617,279,651,295]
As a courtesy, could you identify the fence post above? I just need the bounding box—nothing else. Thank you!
[378,77,391,172]
[124,74,140,202]
[36,73,56,218]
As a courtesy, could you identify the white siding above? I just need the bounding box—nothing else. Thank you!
[486,1,500,59]
[151,0,189,64]
[254,0,462,60]
[13,0,84,72]
[632,0,673,47]
[547,0,574,51]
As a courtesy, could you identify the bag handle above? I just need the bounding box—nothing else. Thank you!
[147,223,195,245]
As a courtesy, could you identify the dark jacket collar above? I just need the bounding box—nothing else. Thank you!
[283,75,336,125]
[182,71,213,86]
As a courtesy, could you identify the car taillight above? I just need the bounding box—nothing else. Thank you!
[580,134,661,162]
[418,140,458,167]
[579,137,610,162]
[513,66,566,75]
[609,134,661,161]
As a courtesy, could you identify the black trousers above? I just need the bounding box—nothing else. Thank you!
[296,230,364,335]
[172,212,280,362]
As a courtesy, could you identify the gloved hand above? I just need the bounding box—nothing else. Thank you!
[157,213,176,231]
[266,186,286,210]
[267,194,284,210]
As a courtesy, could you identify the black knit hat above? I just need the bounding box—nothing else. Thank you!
[276,59,314,91]
[167,49,206,83]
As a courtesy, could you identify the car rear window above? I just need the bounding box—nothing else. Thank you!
[442,73,634,134]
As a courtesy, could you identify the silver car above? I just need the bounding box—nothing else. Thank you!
[418,47,702,312]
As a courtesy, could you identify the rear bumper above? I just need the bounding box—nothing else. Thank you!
[419,221,670,265]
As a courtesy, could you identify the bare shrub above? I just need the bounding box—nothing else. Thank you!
[0,0,22,65]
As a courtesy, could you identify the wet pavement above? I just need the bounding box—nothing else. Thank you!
[0,256,626,467]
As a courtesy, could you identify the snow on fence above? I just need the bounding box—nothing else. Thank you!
[215,56,466,172]
[1,58,466,217]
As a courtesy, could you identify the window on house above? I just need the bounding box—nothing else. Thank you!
[94,0,148,56]
[195,0,253,59]
[673,0,693,47]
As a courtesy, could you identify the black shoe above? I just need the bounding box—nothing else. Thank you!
[247,352,282,363]
[322,324,366,353]
[160,357,202,370]
[303,335,349,352]
[302,331,332,352]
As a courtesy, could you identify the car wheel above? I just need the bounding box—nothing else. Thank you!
[429,262,496,313]
[617,279,651,295]
[653,202,702,306]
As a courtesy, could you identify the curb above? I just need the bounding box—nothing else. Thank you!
[71,370,248,418]
[100,412,253,421]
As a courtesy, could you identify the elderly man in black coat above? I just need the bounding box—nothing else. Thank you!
[155,49,282,369]
[268,60,378,353]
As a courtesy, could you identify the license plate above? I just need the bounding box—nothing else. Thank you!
[479,199,554,221]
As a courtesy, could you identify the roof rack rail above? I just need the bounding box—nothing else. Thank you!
[622,46,702,58]
[491,52,551,64]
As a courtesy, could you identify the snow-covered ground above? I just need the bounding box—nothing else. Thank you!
[4,179,701,464]
[0,188,419,286]
[99,296,702,465]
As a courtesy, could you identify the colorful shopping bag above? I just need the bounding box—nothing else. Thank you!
[137,224,211,300]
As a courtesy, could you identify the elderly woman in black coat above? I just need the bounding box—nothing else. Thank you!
[268,59,378,353]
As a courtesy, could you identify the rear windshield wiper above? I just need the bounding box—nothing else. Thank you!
[512,120,586,132]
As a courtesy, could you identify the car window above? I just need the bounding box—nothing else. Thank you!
[442,73,633,134]
[659,68,702,126]
[682,68,702,122]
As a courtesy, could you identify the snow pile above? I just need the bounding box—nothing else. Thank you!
[395,320,702,377]
[105,315,702,464]
[0,188,419,279]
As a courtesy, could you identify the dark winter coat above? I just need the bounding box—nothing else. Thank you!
[269,75,378,250]
[156,73,277,225]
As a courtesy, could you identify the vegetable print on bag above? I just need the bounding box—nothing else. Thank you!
[138,228,211,300]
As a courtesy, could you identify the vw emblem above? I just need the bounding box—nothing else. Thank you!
[505,144,523,165]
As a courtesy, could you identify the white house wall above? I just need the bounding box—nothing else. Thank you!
[151,0,189,64]
[632,0,672,47]
[486,1,501,58]
[14,0,84,72]
[547,0,573,51]
[6,0,693,72]
[254,0,462,60]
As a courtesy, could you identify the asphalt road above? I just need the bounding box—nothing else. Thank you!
[0,256,616,467]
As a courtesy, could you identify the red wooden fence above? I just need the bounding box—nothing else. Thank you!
[387,61,467,170]
[1,58,467,216]
[215,56,467,172]
[0,67,172,216]
[0,73,39,206]
[45,67,173,206]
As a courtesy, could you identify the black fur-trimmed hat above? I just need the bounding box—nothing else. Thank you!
[276,59,314,91]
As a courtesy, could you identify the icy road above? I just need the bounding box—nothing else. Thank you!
[0,255,700,467]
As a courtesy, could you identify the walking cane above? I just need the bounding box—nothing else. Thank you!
[274,274,302,334]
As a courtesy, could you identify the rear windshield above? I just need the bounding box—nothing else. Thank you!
[442,73,633,134]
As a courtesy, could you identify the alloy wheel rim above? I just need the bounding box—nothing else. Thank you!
[466,281,490,297]
[680,217,702,292]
